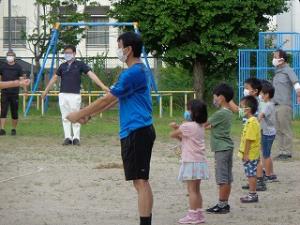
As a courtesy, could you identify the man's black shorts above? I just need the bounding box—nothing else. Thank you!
[121,125,156,181]
[0,93,19,119]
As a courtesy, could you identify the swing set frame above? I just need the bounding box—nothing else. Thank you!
[24,22,158,116]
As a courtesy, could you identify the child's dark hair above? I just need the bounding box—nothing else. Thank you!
[64,44,76,52]
[241,96,258,115]
[117,32,143,57]
[187,100,207,124]
[245,78,262,96]
[275,49,288,62]
[261,80,275,99]
[213,83,234,102]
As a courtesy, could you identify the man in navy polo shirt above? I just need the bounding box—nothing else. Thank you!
[42,45,109,146]
[67,32,156,225]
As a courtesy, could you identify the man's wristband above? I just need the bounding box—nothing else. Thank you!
[294,82,300,91]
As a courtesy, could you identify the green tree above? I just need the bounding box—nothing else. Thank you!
[25,0,97,70]
[110,0,288,98]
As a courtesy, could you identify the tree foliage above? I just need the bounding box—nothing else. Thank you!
[110,0,288,98]
[26,0,98,69]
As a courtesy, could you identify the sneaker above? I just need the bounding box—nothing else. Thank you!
[240,193,258,203]
[178,210,205,224]
[256,179,267,191]
[206,204,230,214]
[241,182,266,191]
[274,154,292,160]
[242,183,249,190]
[62,138,72,146]
[265,174,278,182]
[11,129,16,136]
[0,129,6,136]
[72,138,80,146]
[196,209,205,223]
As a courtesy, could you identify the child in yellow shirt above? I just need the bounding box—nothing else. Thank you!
[238,95,261,203]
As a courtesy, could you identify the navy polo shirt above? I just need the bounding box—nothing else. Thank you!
[110,63,153,139]
[56,60,91,94]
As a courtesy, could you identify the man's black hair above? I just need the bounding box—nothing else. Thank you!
[117,32,143,57]
[6,50,16,57]
[275,49,288,62]
[64,44,76,53]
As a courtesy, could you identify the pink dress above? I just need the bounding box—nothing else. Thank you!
[178,122,209,181]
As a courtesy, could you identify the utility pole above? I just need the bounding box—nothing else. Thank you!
[37,3,40,56]
[8,0,12,50]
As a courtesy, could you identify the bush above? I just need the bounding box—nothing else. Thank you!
[81,54,121,92]
[157,65,193,109]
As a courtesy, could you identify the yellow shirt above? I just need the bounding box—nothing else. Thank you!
[238,116,261,160]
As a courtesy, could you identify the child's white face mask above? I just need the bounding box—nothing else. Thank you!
[243,89,250,96]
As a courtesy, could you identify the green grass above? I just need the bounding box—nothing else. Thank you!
[5,105,300,139]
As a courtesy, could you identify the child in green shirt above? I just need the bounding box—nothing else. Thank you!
[206,83,234,214]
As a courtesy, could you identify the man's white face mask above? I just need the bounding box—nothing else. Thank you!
[272,58,283,67]
[64,53,74,62]
[116,48,127,63]
[6,56,15,63]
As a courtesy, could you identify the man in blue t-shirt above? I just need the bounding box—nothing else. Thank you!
[67,32,156,225]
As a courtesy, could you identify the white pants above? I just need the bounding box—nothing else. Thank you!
[59,93,81,140]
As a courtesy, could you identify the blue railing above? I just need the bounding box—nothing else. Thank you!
[238,32,300,117]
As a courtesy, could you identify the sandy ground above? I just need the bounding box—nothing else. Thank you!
[0,135,300,225]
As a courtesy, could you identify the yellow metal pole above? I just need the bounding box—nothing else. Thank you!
[41,98,44,116]
[193,93,196,99]
[170,94,173,117]
[37,95,40,110]
[184,93,188,111]
[22,94,26,112]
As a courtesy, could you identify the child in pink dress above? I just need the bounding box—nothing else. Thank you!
[170,99,209,224]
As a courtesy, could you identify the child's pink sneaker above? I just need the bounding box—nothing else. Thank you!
[196,208,205,223]
[178,209,205,224]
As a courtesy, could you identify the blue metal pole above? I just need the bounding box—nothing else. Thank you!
[60,22,135,27]
[24,29,58,116]
[238,50,241,102]
[44,31,59,113]
[133,26,160,103]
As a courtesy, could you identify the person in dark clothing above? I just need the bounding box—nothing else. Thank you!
[0,51,28,136]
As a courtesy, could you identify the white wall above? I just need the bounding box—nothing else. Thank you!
[0,0,120,63]
[0,0,38,58]
[276,0,300,32]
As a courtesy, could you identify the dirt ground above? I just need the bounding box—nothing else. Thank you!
[0,135,300,225]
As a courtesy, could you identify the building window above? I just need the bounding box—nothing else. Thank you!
[86,17,109,48]
[3,17,26,48]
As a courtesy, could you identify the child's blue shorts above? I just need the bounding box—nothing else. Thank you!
[243,159,259,177]
[261,134,276,158]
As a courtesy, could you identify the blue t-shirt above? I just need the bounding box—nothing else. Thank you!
[110,63,153,139]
